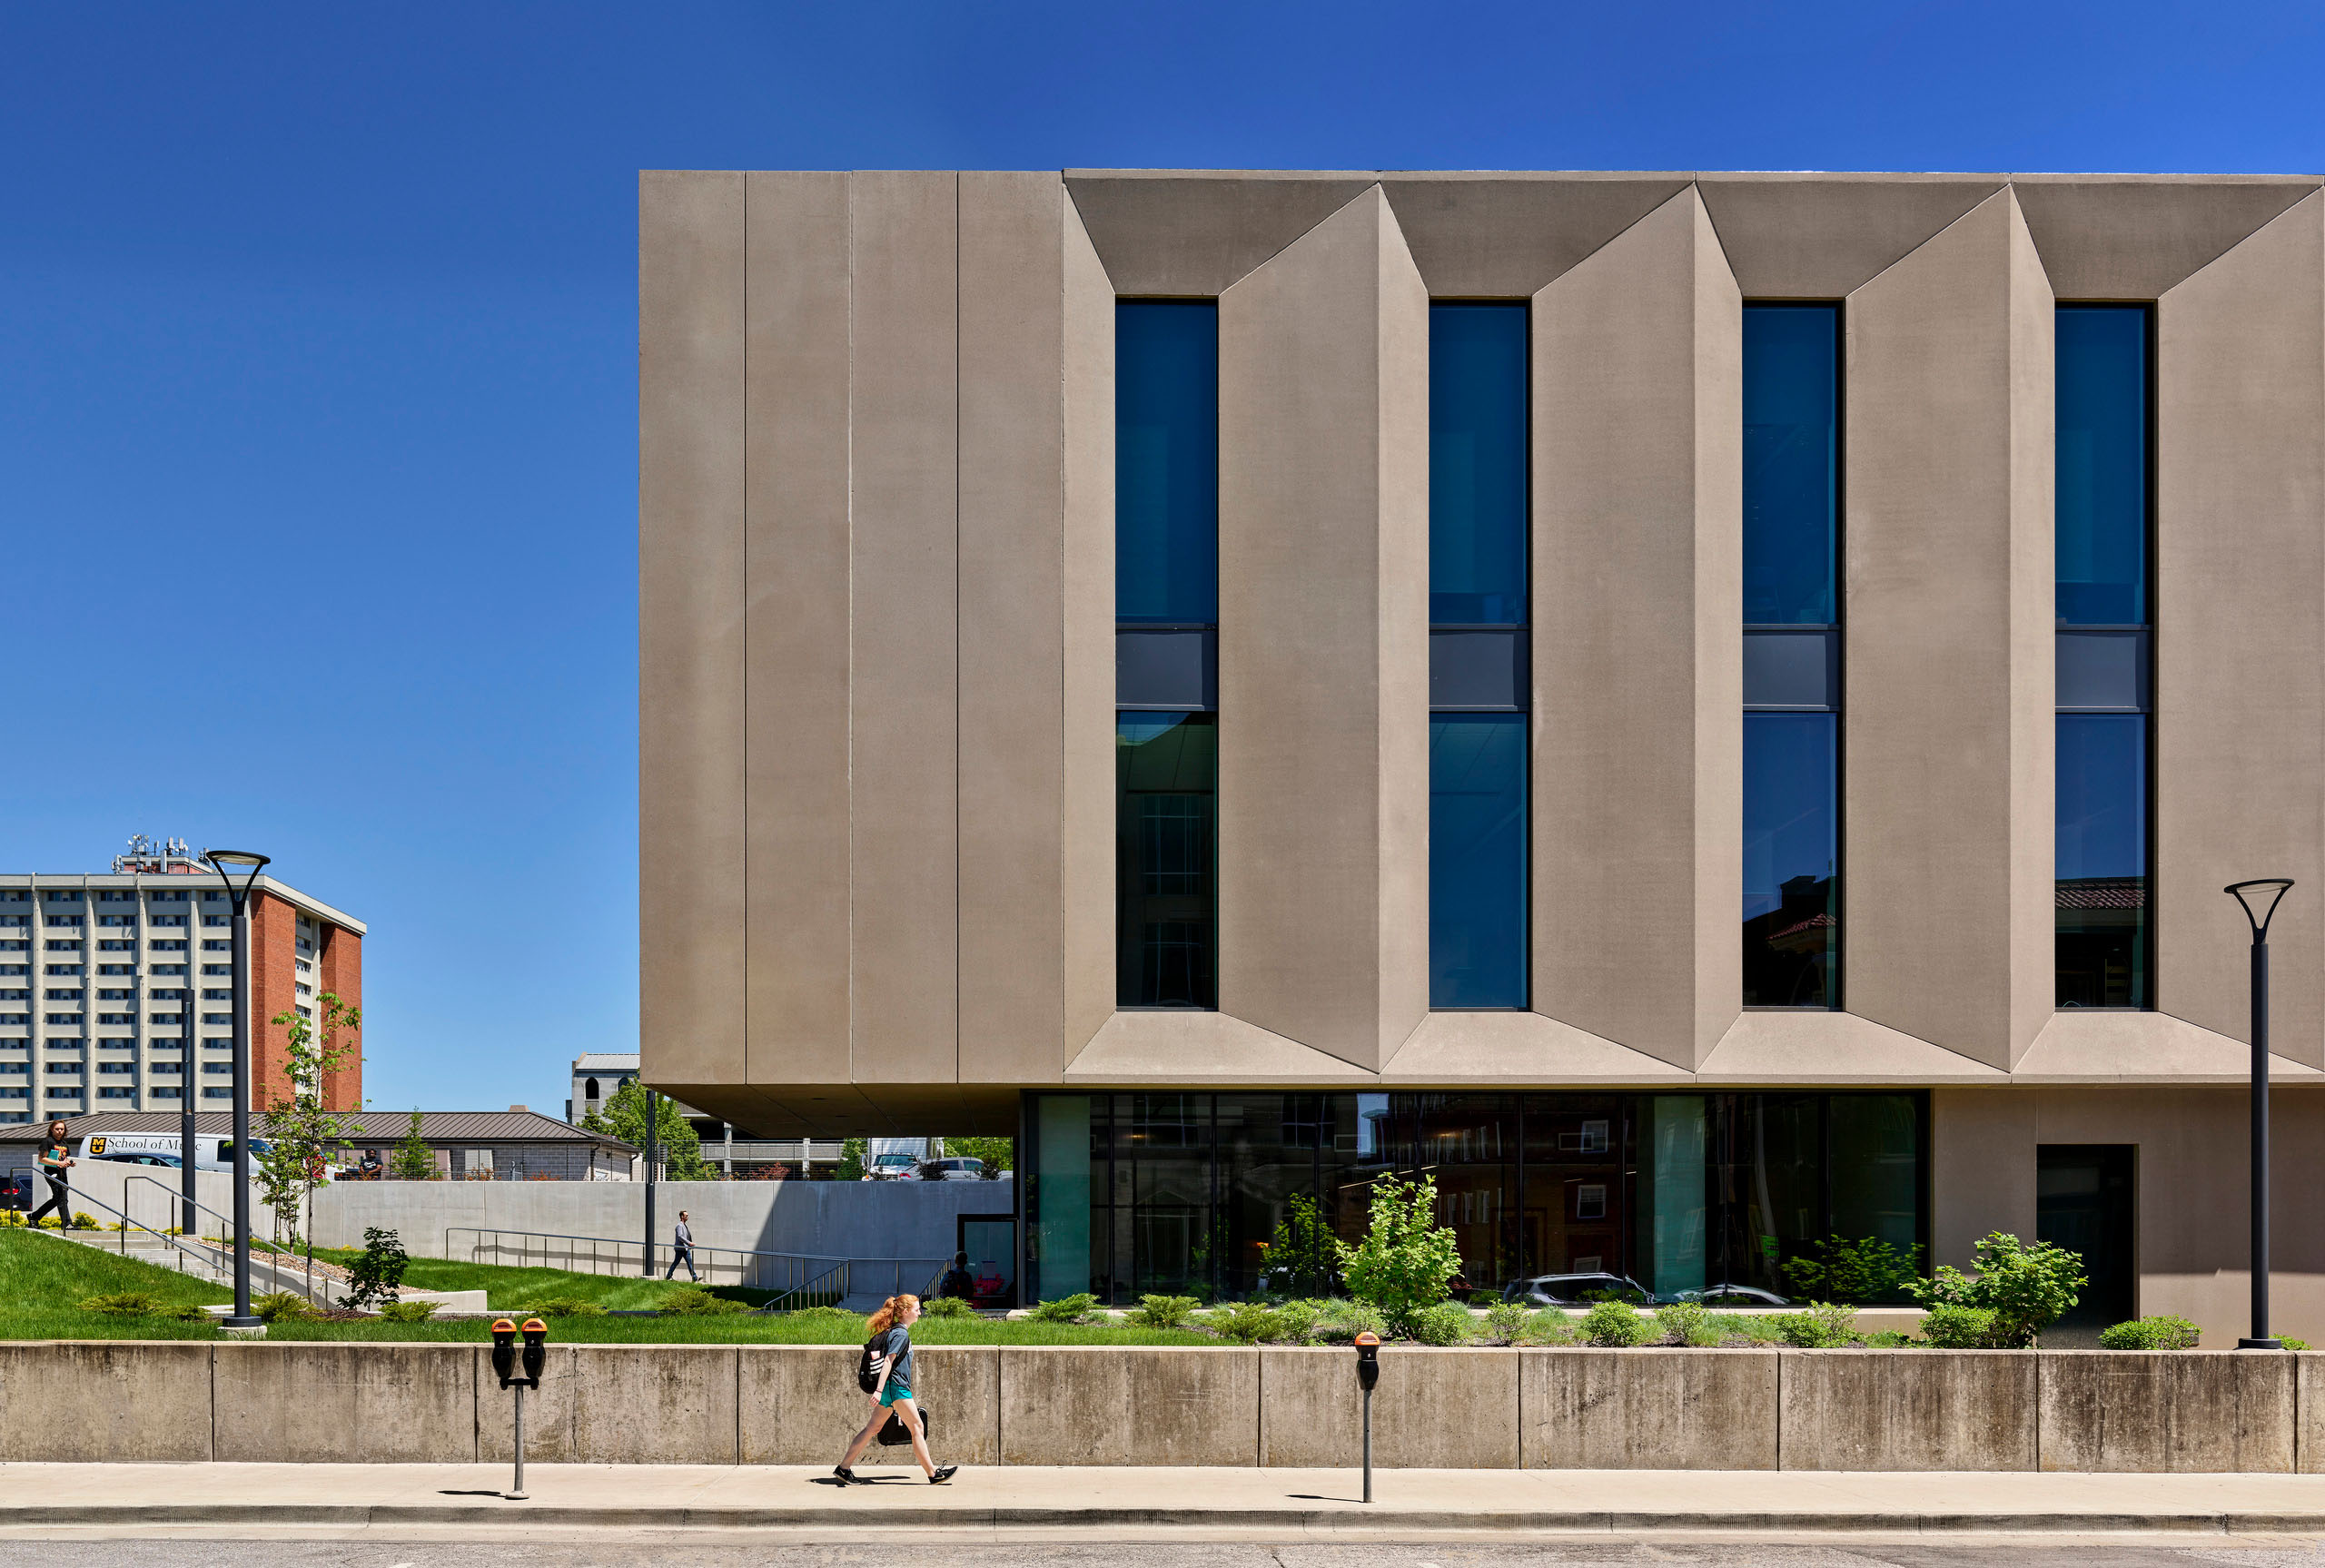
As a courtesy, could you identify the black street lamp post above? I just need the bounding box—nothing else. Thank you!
[2227,878,2294,1350]
[203,849,270,1330]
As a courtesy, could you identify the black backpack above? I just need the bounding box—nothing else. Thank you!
[856,1336,882,1394]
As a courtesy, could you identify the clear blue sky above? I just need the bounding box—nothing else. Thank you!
[6,2,2320,1117]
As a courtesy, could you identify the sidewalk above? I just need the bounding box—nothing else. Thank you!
[5,1463,2325,1539]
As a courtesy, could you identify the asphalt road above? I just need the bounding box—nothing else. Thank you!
[11,1541,2325,1568]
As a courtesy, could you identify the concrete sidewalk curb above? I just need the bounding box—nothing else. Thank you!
[8,1502,2325,1533]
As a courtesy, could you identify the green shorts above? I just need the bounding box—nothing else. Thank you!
[878,1380,914,1408]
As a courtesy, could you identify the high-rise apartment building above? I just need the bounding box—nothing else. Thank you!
[640,169,2325,1336]
[0,838,363,1123]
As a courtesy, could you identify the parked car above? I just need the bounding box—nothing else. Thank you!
[1501,1272,1655,1307]
[865,1151,922,1180]
[1,1172,32,1210]
[915,1157,985,1181]
[89,1152,181,1168]
[1670,1283,1792,1308]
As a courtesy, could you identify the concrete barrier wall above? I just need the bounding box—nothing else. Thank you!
[8,1342,2324,1470]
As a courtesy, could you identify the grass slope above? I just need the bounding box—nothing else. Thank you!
[0,1228,231,1341]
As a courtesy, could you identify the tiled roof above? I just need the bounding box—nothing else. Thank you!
[2057,877,2147,910]
[0,1109,633,1149]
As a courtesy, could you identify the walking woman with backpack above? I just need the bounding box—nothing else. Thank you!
[833,1294,956,1485]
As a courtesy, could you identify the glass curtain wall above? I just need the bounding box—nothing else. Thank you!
[1117,302,1219,1006]
[2055,306,2152,1008]
[1428,304,1529,1008]
[1024,1091,1925,1304]
[1742,304,1842,1007]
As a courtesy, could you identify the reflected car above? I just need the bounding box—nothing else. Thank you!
[865,1152,922,1181]
[1501,1272,1654,1307]
[1670,1284,1792,1307]
[915,1158,985,1181]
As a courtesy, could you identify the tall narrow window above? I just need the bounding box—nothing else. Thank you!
[1117,302,1218,1006]
[2056,306,2152,1008]
[1429,303,1529,1007]
[1742,304,1841,1008]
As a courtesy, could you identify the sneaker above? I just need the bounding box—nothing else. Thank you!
[833,1466,859,1485]
[929,1465,957,1485]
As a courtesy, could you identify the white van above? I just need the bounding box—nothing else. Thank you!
[76,1132,273,1172]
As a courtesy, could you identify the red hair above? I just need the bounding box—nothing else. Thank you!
[866,1294,919,1336]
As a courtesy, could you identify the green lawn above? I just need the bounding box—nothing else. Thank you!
[0,1229,1215,1346]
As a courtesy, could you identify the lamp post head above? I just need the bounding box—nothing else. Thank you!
[201,850,271,915]
[2226,879,2295,940]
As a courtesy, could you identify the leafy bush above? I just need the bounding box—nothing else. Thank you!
[2284,1337,2310,1351]
[1031,1293,1100,1324]
[1482,1301,1530,1343]
[1910,1233,2084,1347]
[1128,1293,1200,1329]
[1918,1303,1998,1348]
[918,1296,974,1318]
[1784,1236,1925,1304]
[1652,1301,1708,1344]
[2099,1315,2201,1350]
[72,1212,98,1230]
[1773,1301,1860,1348]
[529,1296,608,1317]
[1272,1298,1321,1343]
[1264,1194,1341,1297]
[658,1287,747,1317]
[1202,1301,1284,1343]
[377,1300,440,1322]
[252,1291,320,1323]
[79,1291,163,1316]
[341,1227,410,1311]
[1707,1312,1784,1345]
[1580,1298,1657,1347]
[1468,1291,1502,1307]
[1311,1298,1386,1343]
[1334,1174,1463,1335]
[1404,1300,1473,1346]
[1683,1320,1733,1347]
[1521,1309,1579,1346]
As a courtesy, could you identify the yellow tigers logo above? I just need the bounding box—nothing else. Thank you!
[88,1138,106,1155]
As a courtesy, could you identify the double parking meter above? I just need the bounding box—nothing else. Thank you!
[491,1317,549,1500]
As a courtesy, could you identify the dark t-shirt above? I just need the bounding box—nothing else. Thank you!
[38,1139,68,1176]
[879,1325,914,1388]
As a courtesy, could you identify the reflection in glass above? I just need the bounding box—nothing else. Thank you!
[1711,1092,1821,1297]
[1523,1095,1633,1281]
[2056,307,2148,626]
[1743,305,1839,626]
[1116,302,1218,624]
[1414,1093,1519,1290]
[1028,1095,1092,1301]
[1117,713,1216,1008]
[1218,1093,1328,1297]
[1827,1094,1921,1265]
[1430,304,1529,625]
[2057,713,2149,1007]
[1430,714,1528,1007]
[1640,1097,1707,1297]
[1742,713,1838,1007]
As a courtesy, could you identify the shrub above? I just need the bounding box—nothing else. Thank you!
[1311,1298,1386,1343]
[1707,1312,1784,1345]
[1861,1330,1912,1348]
[1405,1300,1473,1346]
[341,1227,411,1312]
[529,1296,608,1318]
[72,1212,98,1230]
[78,1291,164,1316]
[1334,1174,1462,1335]
[1031,1293,1100,1324]
[1482,1301,1530,1343]
[1467,1291,1502,1307]
[1910,1233,2084,1347]
[1652,1300,1708,1344]
[2099,1315,2202,1350]
[1773,1301,1860,1348]
[784,1306,866,1329]
[1784,1236,1925,1304]
[1580,1298,1657,1347]
[1129,1294,1200,1329]
[1202,1301,1285,1343]
[658,1287,747,1317]
[919,1296,975,1319]
[252,1291,319,1324]
[1918,1303,1998,1348]
[1264,1194,1340,1297]
[377,1300,440,1323]
[1272,1298,1321,1343]
[1513,1308,1575,1346]
[1683,1320,1732,1347]
[2284,1337,2311,1351]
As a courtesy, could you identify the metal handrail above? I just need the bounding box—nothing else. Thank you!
[7,1171,221,1279]
[442,1225,949,1304]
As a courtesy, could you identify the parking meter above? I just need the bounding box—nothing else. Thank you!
[520,1317,548,1386]
[1353,1332,1380,1503]
[490,1318,519,1388]
[491,1317,548,1501]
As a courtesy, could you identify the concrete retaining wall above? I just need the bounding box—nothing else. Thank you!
[5,1343,2320,1470]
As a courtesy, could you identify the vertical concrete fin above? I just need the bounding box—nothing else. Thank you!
[848,171,960,1084]
[1061,190,1118,1060]
[959,172,1070,1085]
[2157,191,2325,1065]
[744,171,852,1090]
[1532,184,1741,1069]
[1218,185,1430,1070]
[639,170,747,1090]
[1843,188,2054,1069]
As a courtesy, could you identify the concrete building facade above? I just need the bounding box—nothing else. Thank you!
[1,842,363,1125]
[641,168,2325,1336]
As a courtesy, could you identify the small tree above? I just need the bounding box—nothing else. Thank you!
[341,1227,411,1311]
[262,991,362,1298]
[1334,1174,1463,1334]
[390,1109,437,1180]
[1264,1192,1338,1297]
[1910,1231,2085,1347]
[835,1137,867,1181]
[580,1081,710,1179]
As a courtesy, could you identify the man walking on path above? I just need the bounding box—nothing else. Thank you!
[665,1209,698,1281]
[26,1119,74,1229]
